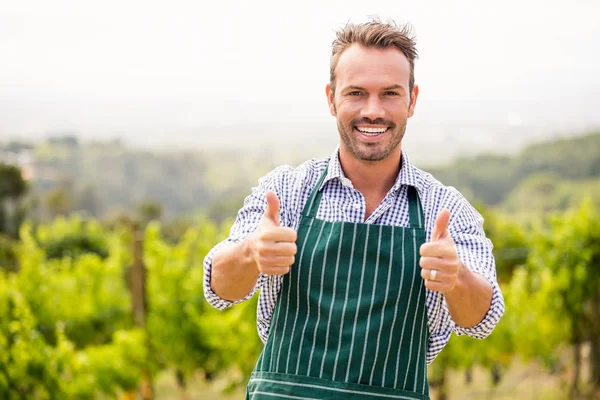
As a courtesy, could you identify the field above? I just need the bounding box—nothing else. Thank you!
[149,354,588,400]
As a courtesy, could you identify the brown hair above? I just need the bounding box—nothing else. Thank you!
[330,17,418,97]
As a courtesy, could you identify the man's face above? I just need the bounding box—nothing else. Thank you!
[326,44,418,162]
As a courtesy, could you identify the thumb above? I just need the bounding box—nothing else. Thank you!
[264,191,280,225]
[431,209,450,241]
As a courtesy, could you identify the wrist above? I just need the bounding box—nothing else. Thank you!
[243,235,261,276]
[445,261,469,299]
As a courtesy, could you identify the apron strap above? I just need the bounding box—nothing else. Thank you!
[407,186,424,229]
[302,167,329,218]
[302,167,424,230]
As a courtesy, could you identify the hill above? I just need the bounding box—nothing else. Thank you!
[1,131,598,223]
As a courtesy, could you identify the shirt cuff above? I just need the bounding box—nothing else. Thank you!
[452,246,505,338]
[426,327,452,365]
[202,238,264,310]
[452,272,505,339]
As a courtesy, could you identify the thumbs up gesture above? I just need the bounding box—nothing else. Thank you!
[419,209,461,293]
[250,191,298,276]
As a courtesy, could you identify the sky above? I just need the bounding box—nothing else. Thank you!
[0,0,599,148]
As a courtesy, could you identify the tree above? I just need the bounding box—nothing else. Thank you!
[476,204,529,284]
[45,187,73,218]
[0,164,27,200]
[137,200,163,226]
[77,185,100,217]
[0,235,18,272]
[0,163,28,237]
[528,198,600,398]
[205,191,247,225]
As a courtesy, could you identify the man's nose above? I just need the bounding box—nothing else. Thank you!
[360,96,385,121]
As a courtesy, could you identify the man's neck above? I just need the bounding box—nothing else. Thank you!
[338,146,402,198]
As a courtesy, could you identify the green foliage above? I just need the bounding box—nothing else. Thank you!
[29,138,280,220]
[205,191,247,225]
[17,130,600,225]
[137,199,163,224]
[431,153,517,205]
[144,221,214,376]
[477,204,529,284]
[502,266,569,366]
[428,131,600,207]
[0,273,93,399]
[193,295,263,387]
[0,234,18,272]
[44,187,73,218]
[4,131,600,398]
[11,177,599,397]
[16,224,130,349]
[518,133,600,179]
[32,215,110,260]
[0,163,28,238]
[430,261,571,389]
[0,216,150,398]
[504,175,600,219]
[0,271,147,398]
[431,201,598,388]
[82,328,147,395]
[43,235,109,260]
[144,218,262,386]
[0,214,264,397]
[0,163,27,200]
[430,205,532,385]
[503,173,568,214]
[528,197,600,343]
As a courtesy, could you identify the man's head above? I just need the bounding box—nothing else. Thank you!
[326,18,419,162]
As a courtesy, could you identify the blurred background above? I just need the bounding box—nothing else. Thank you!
[1,0,599,399]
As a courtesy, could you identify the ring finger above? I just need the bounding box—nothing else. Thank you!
[420,268,451,282]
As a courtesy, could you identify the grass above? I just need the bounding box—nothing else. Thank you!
[151,370,246,400]
[435,360,569,400]
[146,357,590,400]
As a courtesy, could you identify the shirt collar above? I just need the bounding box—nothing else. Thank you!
[318,146,419,192]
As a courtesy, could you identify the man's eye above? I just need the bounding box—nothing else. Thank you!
[349,91,362,96]
[385,91,399,96]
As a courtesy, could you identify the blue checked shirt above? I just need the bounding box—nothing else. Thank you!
[203,147,505,365]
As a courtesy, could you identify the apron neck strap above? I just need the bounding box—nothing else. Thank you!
[302,167,329,218]
[302,167,424,229]
[407,185,424,229]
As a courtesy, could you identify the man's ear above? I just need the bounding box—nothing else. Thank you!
[408,84,419,118]
[326,83,336,116]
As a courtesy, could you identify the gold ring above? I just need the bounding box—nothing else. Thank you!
[430,269,437,281]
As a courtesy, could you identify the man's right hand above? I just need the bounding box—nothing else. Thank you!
[250,191,297,275]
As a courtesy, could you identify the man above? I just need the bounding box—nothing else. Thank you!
[203,18,504,400]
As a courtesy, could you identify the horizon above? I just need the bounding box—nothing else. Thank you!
[1,0,599,154]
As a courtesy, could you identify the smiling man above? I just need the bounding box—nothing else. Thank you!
[203,18,504,400]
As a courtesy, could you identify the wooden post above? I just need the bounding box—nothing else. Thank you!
[131,224,154,400]
[132,227,146,327]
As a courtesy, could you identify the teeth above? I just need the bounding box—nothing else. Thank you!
[356,127,387,136]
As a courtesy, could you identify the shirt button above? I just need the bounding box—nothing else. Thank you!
[353,203,361,209]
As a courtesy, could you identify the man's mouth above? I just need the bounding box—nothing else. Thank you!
[354,126,389,137]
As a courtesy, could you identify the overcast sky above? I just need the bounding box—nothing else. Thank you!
[0,0,599,144]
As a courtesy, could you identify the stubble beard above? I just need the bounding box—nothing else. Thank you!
[337,117,407,162]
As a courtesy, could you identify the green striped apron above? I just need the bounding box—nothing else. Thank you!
[247,167,430,400]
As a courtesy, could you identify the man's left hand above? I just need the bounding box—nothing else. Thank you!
[419,209,462,293]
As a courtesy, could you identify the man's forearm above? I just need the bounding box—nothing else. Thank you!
[444,263,493,328]
[211,239,260,302]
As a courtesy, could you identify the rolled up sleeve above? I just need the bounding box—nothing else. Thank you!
[202,165,291,310]
[449,201,505,339]
[202,238,268,310]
